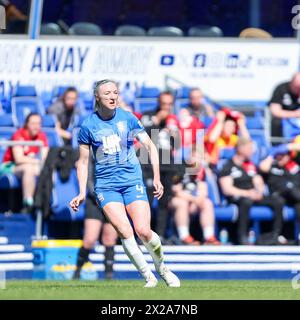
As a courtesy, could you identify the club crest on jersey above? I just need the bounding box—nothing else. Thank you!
[116,121,127,133]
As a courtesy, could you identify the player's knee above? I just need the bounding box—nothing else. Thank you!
[135,226,152,241]
[83,236,97,249]
[117,225,133,239]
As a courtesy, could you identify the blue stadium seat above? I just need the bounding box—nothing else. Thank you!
[219,147,235,160]
[176,87,191,99]
[41,114,57,128]
[43,128,63,147]
[50,169,84,221]
[282,119,300,139]
[51,86,70,100]
[79,92,94,111]
[41,91,52,110]
[138,87,160,98]
[134,87,160,113]
[11,97,45,127]
[134,100,158,113]
[13,85,37,97]
[69,22,102,36]
[0,113,16,127]
[250,131,270,164]
[246,116,264,130]
[202,116,213,128]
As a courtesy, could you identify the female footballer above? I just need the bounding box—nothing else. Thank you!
[69,80,180,288]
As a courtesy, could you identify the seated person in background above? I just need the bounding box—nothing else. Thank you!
[0,113,48,213]
[205,108,250,169]
[269,73,300,138]
[259,143,300,243]
[167,108,205,159]
[219,138,284,245]
[187,88,215,119]
[48,87,81,145]
[171,148,220,245]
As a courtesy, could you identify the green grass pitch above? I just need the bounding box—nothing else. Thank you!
[0,280,300,300]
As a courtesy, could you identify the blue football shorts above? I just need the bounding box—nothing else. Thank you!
[94,181,148,208]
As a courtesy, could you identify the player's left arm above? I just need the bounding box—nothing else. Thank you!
[136,131,164,200]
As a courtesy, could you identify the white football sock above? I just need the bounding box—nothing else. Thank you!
[142,231,165,270]
[177,226,189,240]
[121,236,152,279]
[203,226,214,240]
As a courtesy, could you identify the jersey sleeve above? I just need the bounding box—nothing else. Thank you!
[128,112,145,140]
[78,124,91,145]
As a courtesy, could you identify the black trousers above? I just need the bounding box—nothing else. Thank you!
[142,164,175,237]
[273,187,300,222]
[229,194,284,243]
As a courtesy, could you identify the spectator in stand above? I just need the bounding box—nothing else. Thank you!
[269,73,300,138]
[259,143,300,243]
[48,87,81,145]
[171,149,220,245]
[219,138,284,245]
[0,113,48,213]
[140,91,178,243]
[187,88,215,119]
[205,108,250,169]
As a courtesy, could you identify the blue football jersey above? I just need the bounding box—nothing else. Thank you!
[78,108,145,189]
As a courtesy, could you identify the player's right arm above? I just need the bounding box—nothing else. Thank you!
[69,144,90,211]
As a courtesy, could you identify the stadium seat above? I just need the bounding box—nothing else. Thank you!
[41,91,52,110]
[69,22,102,36]
[79,92,94,111]
[41,114,57,128]
[13,85,37,97]
[147,26,184,37]
[50,169,84,221]
[176,87,191,99]
[0,113,16,127]
[114,25,146,36]
[202,116,213,128]
[40,23,62,35]
[188,26,223,37]
[219,148,236,160]
[43,128,64,147]
[11,97,45,127]
[134,100,158,113]
[246,117,264,130]
[51,86,70,99]
[282,119,300,139]
[138,87,160,98]
[134,86,160,113]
